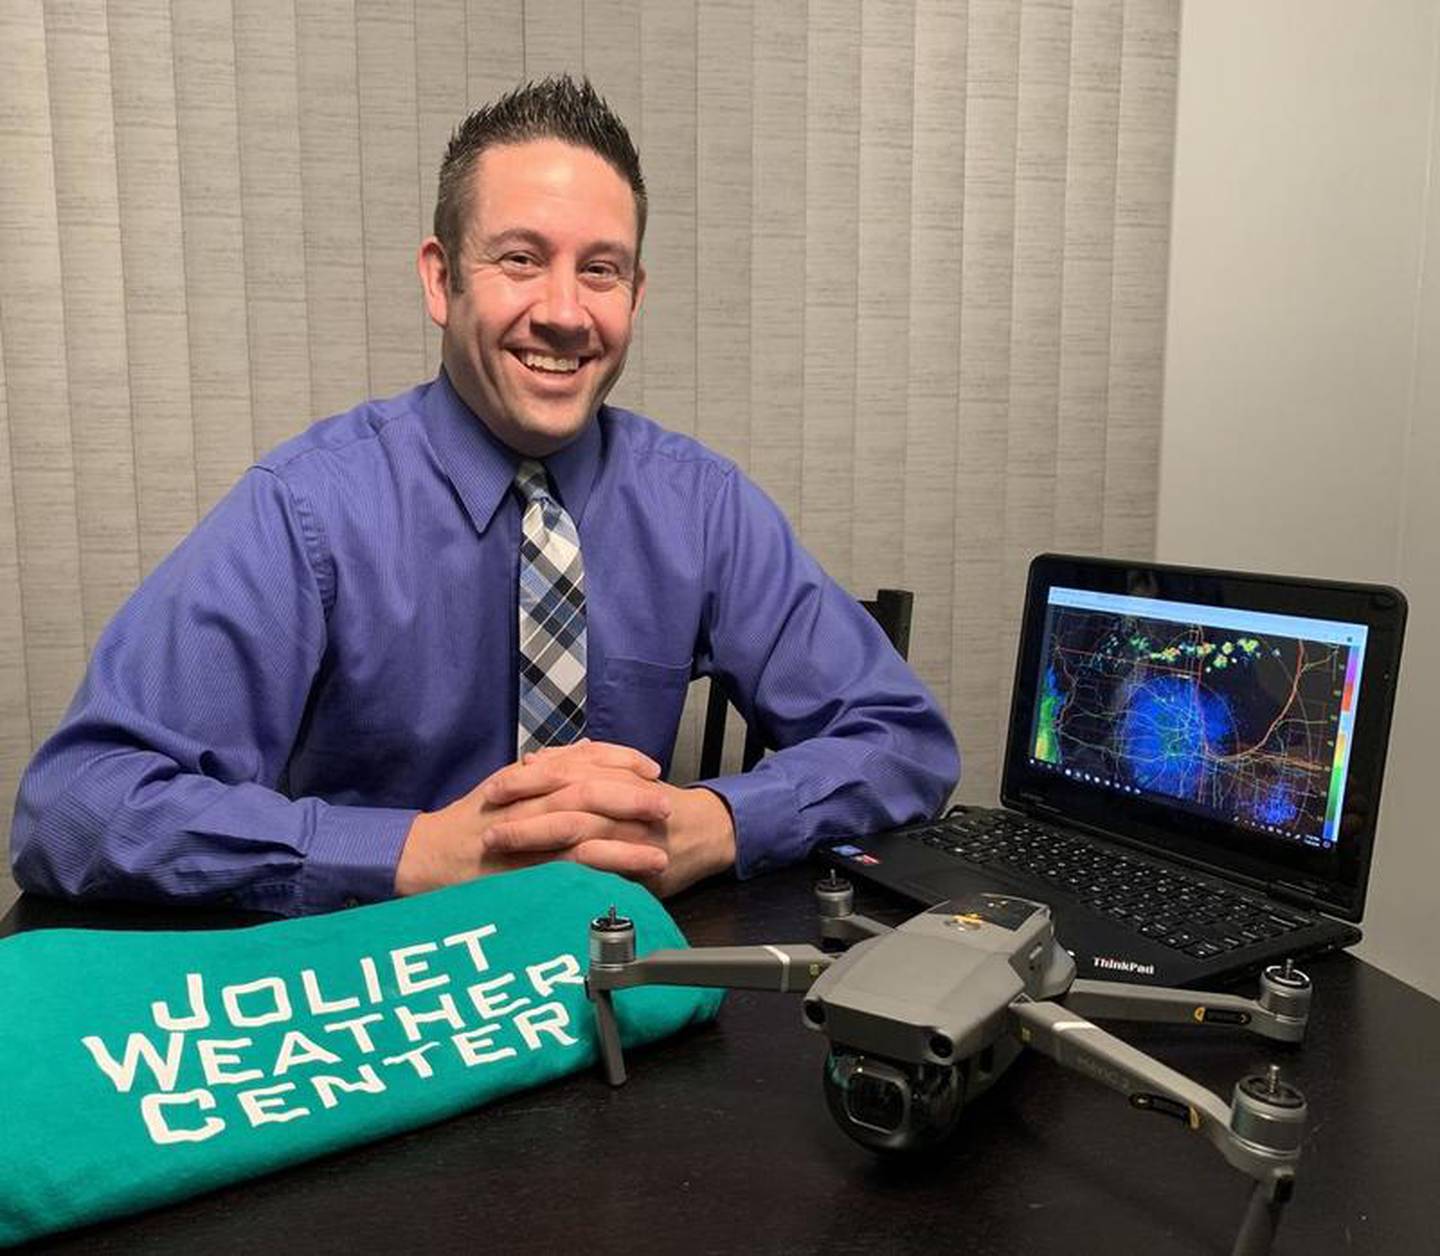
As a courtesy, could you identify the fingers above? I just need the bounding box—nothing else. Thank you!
[479,757,574,805]
[484,811,665,858]
[567,839,670,878]
[516,739,661,777]
[484,814,670,878]
[484,837,666,881]
[485,764,673,821]
[559,776,672,822]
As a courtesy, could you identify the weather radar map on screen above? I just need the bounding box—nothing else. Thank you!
[1028,588,1367,849]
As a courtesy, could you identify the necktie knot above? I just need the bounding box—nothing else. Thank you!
[514,459,552,507]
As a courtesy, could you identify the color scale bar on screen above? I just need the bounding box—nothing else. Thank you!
[1323,734,1347,840]
[1322,648,1364,842]
[1342,641,1360,709]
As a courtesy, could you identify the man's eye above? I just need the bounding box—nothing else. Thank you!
[501,253,538,270]
[583,263,621,286]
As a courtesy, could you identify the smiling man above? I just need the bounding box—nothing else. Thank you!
[425,136,641,457]
[11,77,958,916]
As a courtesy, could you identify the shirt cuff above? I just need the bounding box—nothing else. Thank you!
[701,768,806,879]
[300,803,417,914]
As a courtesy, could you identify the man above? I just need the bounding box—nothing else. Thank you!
[10,77,957,916]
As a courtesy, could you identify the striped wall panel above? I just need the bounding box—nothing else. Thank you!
[0,0,1179,863]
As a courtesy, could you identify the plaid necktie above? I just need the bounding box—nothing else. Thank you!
[515,459,587,757]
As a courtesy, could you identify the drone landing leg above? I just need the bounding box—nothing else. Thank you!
[586,908,637,1087]
[1232,1181,1287,1256]
[591,988,627,1086]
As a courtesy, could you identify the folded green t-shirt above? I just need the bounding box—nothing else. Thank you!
[0,863,721,1245]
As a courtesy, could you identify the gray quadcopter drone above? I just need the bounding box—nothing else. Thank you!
[585,874,1313,1256]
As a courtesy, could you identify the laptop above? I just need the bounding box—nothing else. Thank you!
[820,553,1407,987]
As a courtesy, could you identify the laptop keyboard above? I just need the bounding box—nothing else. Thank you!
[909,811,1315,960]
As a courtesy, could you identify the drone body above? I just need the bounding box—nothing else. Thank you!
[801,893,1070,1149]
[585,877,1313,1256]
[804,893,1071,1061]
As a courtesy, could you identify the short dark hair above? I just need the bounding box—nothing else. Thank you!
[434,75,647,291]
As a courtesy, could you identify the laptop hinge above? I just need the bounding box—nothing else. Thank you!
[1268,881,1323,913]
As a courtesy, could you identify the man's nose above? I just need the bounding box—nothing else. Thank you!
[532,268,589,338]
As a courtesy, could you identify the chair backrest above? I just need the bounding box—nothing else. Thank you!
[697,588,915,779]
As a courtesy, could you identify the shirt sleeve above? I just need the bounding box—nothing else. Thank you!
[9,468,415,917]
[694,467,960,877]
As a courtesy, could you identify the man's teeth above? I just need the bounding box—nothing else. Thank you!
[520,352,580,374]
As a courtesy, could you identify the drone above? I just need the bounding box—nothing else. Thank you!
[584,874,1314,1256]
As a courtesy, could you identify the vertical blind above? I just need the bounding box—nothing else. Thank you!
[0,0,1179,876]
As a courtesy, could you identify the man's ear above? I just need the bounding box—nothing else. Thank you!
[631,263,647,316]
[417,237,451,328]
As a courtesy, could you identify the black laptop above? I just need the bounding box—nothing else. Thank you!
[819,553,1407,987]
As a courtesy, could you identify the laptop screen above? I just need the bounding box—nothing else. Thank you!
[1003,556,1407,920]
[1029,587,1367,850]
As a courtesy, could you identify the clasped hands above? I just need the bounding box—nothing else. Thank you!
[395,739,736,900]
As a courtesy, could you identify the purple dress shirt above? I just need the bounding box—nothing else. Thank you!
[11,372,958,915]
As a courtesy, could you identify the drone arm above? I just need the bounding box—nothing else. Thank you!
[1011,999,1231,1147]
[1009,1000,1303,1195]
[1064,976,1308,1044]
[586,939,832,1086]
[819,913,890,946]
[589,944,834,994]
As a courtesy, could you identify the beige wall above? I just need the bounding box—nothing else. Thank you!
[1160,0,1440,998]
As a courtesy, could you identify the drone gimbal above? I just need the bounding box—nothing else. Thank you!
[585,875,1313,1256]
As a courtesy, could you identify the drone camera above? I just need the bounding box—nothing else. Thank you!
[823,1050,965,1152]
[840,1059,909,1134]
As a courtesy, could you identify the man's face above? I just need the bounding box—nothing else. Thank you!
[420,139,645,457]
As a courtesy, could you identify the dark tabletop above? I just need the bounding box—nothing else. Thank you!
[5,867,1438,1255]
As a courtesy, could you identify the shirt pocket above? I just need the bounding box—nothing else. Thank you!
[589,655,695,769]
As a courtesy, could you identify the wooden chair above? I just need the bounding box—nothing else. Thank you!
[697,588,915,779]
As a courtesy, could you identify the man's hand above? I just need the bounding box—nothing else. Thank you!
[395,740,675,896]
[484,765,737,899]
[639,782,737,898]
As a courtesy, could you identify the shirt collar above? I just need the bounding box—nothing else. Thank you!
[423,369,603,533]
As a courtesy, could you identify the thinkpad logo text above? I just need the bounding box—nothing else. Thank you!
[1093,956,1156,976]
